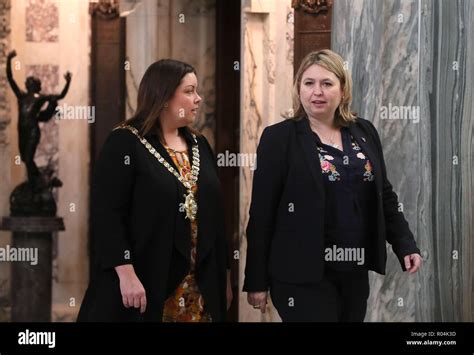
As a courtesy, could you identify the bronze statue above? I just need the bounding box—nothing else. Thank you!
[7,50,71,188]
[6,50,72,216]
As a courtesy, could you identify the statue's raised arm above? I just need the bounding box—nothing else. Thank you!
[37,72,72,122]
[57,72,72,100]
[6,50,24,98]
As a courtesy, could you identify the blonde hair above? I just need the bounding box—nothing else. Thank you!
[286,49,357,126]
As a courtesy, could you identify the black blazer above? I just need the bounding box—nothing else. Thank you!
[243,117,420,292]
[78,124,228,321]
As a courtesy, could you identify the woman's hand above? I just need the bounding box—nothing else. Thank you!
[404,253,422,274]
[115,264,147,313]
[226,270,233,310]
[247,292,268,314]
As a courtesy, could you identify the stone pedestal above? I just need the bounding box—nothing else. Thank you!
[0,217,64,321]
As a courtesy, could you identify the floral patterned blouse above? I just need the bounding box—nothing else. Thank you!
[161,147,212,322]
[313,127,377,270]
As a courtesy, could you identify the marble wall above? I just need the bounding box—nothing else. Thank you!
[1,0,91,321]
[125,0,217,146]
[332,0,474,322]
[239,0,294,322]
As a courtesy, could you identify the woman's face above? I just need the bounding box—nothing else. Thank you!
[165,72,202,126]
[299,64,343,121]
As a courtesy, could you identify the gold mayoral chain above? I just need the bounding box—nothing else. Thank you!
[118,125,200,221]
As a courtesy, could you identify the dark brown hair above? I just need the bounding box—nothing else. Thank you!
[122,59,201,140]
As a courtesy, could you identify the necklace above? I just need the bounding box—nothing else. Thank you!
[310,123,340,149]
[325,131,340,149]
[118,125,200,221]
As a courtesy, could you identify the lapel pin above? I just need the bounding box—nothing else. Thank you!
[361,137,366,142]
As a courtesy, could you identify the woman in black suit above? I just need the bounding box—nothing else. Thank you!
[78,59,231,322]
[243,49,422,322]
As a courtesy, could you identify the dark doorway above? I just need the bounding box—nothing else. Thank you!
[293,0,333,73]
[88,7,126,279]
[215,0,241,322]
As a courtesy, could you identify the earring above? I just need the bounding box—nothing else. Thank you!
[164,103,168,108]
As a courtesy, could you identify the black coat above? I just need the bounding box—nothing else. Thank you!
[243,117,420,292]
[78,125,228,321]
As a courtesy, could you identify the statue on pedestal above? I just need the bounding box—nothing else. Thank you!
[6,50,72,216]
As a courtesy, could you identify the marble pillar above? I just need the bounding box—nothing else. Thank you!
[3,0,91,321]
[125,0,217,146]
[0,0,11,321]
[420,0,474,322]
[332,0,474,322]
[239,0,294,322]
[53,0,91,322]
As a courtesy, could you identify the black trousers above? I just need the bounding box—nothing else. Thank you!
[270,268,370,322]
